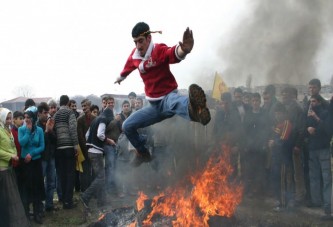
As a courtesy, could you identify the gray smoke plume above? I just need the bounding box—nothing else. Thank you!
[219,0,333,87]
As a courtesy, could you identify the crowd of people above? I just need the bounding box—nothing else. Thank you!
[1,21,213,226]
[1,77,333,225]
[0,92,163,226]
[1,18,333,225]
[213,78,333,221]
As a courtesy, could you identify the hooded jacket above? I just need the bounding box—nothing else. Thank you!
[0,108,16,168]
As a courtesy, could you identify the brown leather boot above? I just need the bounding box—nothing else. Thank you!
[131,148,152,167]
[188,84,211,125]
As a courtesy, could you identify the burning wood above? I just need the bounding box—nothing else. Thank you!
[92,145,243,227]
[139,144,243,226]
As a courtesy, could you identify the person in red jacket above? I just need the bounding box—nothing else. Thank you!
[114,22,211,167]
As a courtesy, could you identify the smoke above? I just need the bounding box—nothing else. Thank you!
[112,117,211,193]
[219,0,333,87]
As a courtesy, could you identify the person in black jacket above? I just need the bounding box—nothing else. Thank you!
[306,94,333,220]
[80,108,114,211]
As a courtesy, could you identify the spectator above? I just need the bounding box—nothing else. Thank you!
[90,104,99,117]
[19,107,45,224]
[80,108,114,211]
[54,95,79,209]
[0,107,30,226]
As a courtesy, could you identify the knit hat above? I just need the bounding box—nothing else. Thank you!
[132,22,162,38]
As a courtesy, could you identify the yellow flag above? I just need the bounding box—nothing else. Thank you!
[212,72,228,100]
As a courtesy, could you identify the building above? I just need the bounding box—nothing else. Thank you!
[0,97,52,112]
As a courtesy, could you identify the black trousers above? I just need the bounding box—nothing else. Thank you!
[55,148,76,206]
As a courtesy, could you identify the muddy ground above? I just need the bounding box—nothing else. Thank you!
[29,190,333,227]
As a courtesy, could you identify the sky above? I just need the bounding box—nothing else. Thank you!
[1,0,332,102]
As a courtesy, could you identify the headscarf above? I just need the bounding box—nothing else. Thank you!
[0,107,11,128]
[25,106,38,132]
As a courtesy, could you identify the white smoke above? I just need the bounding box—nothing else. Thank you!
[219,0,333,87]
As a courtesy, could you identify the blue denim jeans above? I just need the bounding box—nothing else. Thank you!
[104,144,117,189]
[42,158,56,209]
[123,91,190,153]
[309,148,332,214]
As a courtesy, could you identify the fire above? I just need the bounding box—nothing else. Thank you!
[98,213,105,221]
[137,144,243,226]
[136,191,149,211]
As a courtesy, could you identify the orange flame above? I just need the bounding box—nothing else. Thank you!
[136,191,149,211]
[98,213,105,221]
[139,144,243,226]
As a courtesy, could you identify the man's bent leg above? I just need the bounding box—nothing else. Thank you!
[123,105,161,166]
[123,105,160,153]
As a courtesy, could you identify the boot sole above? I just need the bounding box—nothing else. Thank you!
[189,84,211,125]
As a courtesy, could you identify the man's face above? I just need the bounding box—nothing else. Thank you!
[310,98,320,108]
[106,99,115,110]
[70,103,77,110]
[133,35,151,57]
[38,109,49,123]
[128,96,136,108]
[49,105,57,116]
[251,97,261,110]
[122,103,131,115]
[91,109,99,117]
[308,84,320,96]
[135,99,143,110]
[102,99,107,108]
[233,92,243,105]
[81,102,90,114]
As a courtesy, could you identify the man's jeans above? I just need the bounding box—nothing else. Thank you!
[42,158,56,209]
[79,159,93,192]
[82,152,106,207]
[123,91,190,153]
[104,144,117,190]
[309,148,332,214]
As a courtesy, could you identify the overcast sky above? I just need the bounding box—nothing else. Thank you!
[1,0,332,102]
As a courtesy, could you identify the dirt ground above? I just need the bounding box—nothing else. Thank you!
[29,189,333,227]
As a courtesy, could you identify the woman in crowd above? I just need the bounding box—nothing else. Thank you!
[19,107,45,224]
[0,107,30,226]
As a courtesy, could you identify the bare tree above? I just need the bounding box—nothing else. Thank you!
[13,85,35,97]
